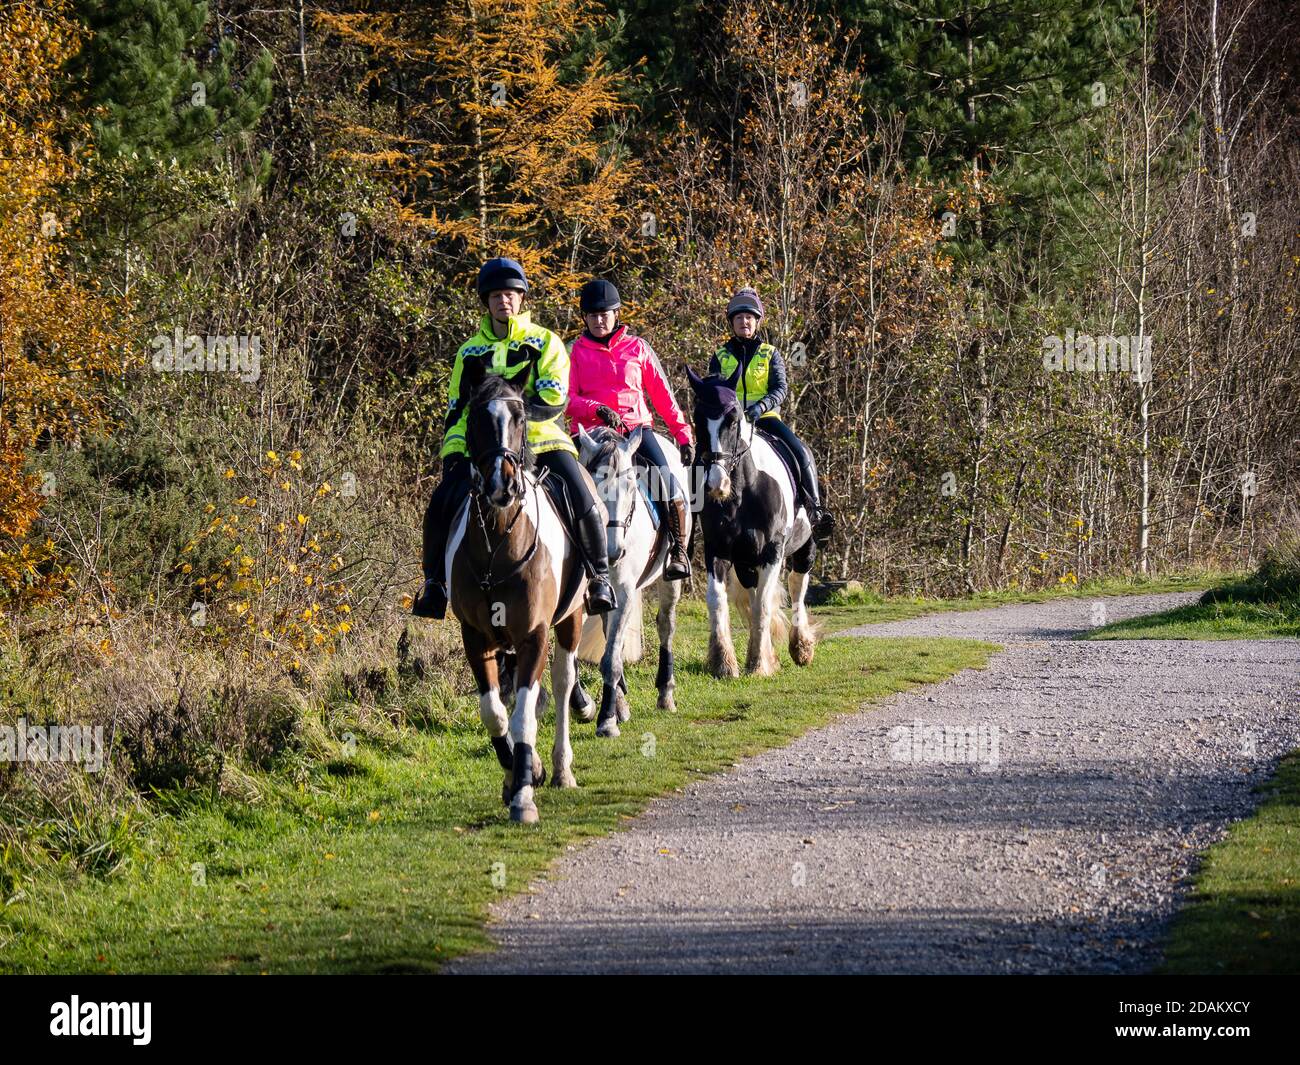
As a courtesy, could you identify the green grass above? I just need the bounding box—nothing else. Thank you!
[1082,572,1300,640]
[1160,753,1300,974]
[0,598,993,974]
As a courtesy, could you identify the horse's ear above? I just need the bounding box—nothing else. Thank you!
[624,427,643,454]
[576,424,598,462]
[462,355,486,393]
[723,363,741,392]
[686,365,705,393]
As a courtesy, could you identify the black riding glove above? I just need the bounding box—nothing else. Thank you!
[679,442,694,466]
[596,405,625,430]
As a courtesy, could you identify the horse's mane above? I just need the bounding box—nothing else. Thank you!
[584,426,623,469]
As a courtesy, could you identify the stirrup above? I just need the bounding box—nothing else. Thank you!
[665,546,691,581]
[412,577,448,619]
[585,575,617,615]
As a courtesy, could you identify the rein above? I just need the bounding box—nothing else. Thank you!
[466,441,544,592]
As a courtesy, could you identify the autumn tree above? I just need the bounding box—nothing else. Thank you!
[0,0,123,613]
[318,0,636,301]
[642,0,960,578]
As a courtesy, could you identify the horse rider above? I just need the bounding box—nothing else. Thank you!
[708,286,835,545]
[412,257,617,619]
[566,278,695,581]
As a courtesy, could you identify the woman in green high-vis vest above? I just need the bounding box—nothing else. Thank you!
[707,287,834,544]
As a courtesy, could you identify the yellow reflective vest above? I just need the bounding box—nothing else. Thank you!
[440,311,577,459]
[713,340,781,417]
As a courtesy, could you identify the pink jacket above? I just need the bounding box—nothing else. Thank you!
[567,326,693,446]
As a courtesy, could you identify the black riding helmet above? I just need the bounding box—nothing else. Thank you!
[579,278,621,313]
[477,257,529,302]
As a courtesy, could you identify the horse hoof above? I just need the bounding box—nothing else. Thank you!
[573,696,596,723]
[596,718,621,738]
[615,692,631,723]
[510,802,539,824]
[790,629,815,666]
[550,770,578,789]
[657,692,676,712]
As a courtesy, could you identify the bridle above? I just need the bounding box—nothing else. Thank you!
[599,456,639,563]
[465,405,541,591]
[697,404,752,480]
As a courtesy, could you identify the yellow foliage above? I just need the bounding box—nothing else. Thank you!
[0,1,126,613]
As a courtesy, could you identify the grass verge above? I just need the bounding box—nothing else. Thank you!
[1160,753,1300,974]
[818,569,1222,632]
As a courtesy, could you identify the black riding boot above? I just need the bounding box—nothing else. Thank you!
[413,458,469,619]
[575,502,617,614]
[793,445,834,545]
[664,496,691,580]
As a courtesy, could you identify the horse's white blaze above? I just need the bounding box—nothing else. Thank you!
[706,463,729,498]
[478,689,508,737]
[511,679,540,747]
[484,399,513,438]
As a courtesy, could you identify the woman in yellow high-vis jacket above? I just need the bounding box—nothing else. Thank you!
[412,257,616,619]
[708,287,834,544]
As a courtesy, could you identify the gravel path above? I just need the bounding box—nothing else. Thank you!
[446,592,1300,974]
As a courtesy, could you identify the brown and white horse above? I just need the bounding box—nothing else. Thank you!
[449,366,595,823]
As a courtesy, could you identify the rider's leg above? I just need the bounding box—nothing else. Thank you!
[413,454,471,619]
[536,448,616,614]
[634,431,690,580]
[758,416,834,544]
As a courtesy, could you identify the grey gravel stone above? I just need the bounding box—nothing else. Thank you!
[446,592,1300,974]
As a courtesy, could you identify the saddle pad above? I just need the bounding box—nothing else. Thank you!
[755,425,801,500]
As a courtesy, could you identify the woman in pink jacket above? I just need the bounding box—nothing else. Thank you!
[568,279,694,580]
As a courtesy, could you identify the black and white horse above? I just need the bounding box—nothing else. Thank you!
[686,366,816,676]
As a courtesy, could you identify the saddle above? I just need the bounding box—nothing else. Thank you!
[754,423,804,507]
[530,465,594,623]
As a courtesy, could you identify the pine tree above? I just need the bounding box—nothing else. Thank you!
[848,0,1141,288]
[66,0,273,167]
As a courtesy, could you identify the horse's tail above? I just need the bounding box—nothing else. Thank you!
[726,570,789,645]
[577,586,643,663]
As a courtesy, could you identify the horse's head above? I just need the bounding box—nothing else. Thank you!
[464,361,528,508]
[576,424,643,563]
[687,364,746,501]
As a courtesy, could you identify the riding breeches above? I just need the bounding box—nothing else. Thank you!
[632,430,687,506]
